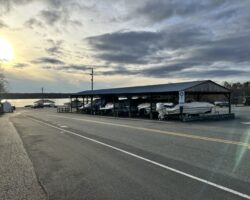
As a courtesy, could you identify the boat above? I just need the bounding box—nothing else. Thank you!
[156,102,214,119]
[79,99,102,113]
[137,103,151,116]
[100,102,114,111]
[214,101,229,107]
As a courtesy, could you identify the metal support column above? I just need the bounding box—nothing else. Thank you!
[228,93,232,114]
[76,97,79,111]
[150,94,153,120]
[91,95,93,114]
[82,96,85,107]
[70,97,72,112]
[113,96,116,117]
[180,106,184,121]
[128,96,132,118]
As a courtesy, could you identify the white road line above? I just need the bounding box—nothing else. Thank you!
[26,116,250,200]
[60,125,68,128]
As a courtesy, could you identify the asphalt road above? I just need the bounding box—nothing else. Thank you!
[8,107,250,200]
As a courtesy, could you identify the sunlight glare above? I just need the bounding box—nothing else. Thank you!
[0,37,14,61]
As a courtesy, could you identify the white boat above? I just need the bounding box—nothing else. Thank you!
[156,102,214,119]
[100,103,114,110]
[79,103,91,110]
[214,101,229,107]
[137,103,150,110]
[137,102,150,113]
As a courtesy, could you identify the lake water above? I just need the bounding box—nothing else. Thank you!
[3,98,70,107]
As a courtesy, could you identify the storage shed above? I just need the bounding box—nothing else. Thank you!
[70,80,233,120]
[2,101,13,113]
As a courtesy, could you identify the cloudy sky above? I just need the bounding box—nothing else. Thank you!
[0,0,249,92]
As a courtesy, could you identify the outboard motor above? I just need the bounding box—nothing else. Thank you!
[156,103,165,120]
[156,103,165,111]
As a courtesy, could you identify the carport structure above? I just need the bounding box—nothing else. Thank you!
[70,80,232,120]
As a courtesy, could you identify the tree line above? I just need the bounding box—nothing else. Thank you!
[223,81,250,104]
[223,81,250,96]
[0,70,7,93]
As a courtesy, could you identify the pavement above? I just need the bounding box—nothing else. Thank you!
[1,106,250,200]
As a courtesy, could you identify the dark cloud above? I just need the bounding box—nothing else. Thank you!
[97,61,204,77]
[97,65,250,80]
[174,69,250,78]
[24,18,44,29]
[40,9,61,25]
[13,63,29,68]
[46,46,62,55]
[0,0,33,14]
[39,8,82,27]
[41,64,89,71]
[131,0,227,24]
[70,20,82,27]
[0,19,8,28]
[86,30,162,64]
[85,18,250,78]
[141,62,203,78]
[0,0,78,15]
[98,66,138,76]
[85,26,210,64]
[32,57,65,65]
[188,35,250,63]
[212,8,238,20]
[59,64,91,71]
[45,39,64,56]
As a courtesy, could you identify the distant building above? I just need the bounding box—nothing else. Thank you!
[1,101,13,113]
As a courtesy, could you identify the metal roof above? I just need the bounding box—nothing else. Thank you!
[73,80,229,96]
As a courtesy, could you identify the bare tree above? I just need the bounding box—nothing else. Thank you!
[0,70,7,93]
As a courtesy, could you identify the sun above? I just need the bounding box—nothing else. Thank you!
[0,37,14,61]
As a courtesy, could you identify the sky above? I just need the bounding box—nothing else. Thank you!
[0,0,250,93]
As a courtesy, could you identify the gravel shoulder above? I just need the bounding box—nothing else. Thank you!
[0,114,46,200]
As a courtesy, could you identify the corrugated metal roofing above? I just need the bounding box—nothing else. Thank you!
[74,80,226,96]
